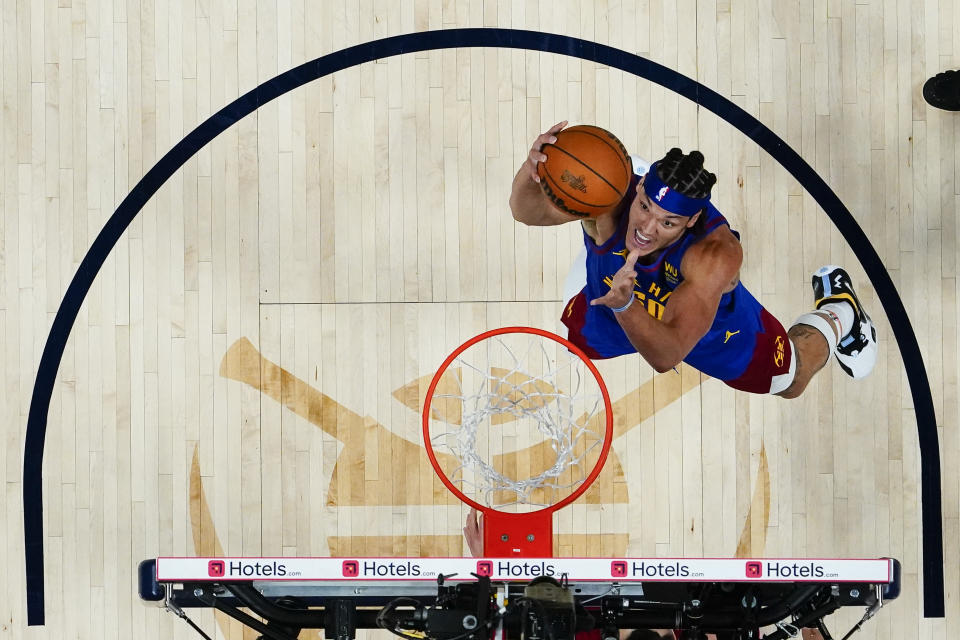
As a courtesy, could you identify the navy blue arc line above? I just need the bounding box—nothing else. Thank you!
[24,28,943,624]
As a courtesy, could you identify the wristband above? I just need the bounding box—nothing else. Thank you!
[611,295,635,313]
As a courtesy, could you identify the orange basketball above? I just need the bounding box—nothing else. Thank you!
[537,125,633,218]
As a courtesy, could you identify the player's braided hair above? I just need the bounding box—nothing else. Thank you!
[655,148,717,199]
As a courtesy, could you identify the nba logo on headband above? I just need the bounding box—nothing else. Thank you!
[643,161,710,216]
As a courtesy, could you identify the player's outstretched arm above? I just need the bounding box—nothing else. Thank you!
[593,229,742,372]
[509,121,583,226]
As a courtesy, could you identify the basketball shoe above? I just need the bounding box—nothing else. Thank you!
[812,266,877,379]
[922,70,960,111]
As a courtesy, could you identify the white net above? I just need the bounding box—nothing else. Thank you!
[426,330,608,512]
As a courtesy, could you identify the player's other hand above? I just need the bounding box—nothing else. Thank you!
[525,121,568,183]
[591,249,640,309]
[463,508,484,557]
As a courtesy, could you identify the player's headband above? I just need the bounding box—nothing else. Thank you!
[642,163,710,217]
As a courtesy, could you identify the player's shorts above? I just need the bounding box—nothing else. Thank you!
[720,308,795,395]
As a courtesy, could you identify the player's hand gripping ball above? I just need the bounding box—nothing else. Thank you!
[537,125,633,218]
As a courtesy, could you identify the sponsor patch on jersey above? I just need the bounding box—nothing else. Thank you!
[664,261,679,285]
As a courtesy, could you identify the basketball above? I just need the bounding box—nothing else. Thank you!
[537,125,633,217]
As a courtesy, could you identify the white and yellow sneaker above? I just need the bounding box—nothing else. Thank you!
[812,266,878,379]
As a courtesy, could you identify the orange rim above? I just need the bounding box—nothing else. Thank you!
[421,326,613,516]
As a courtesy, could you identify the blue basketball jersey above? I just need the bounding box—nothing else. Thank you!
[563,177,766,381]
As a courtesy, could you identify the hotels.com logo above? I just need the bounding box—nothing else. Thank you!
[476,561,493,576]
[208,560,225,577]
[610,561,628,577]
[746,561,763,578]
[342,560,359,577]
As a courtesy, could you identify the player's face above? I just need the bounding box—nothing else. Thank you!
[624,180,700,256]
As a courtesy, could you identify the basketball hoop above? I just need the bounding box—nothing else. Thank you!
[422,326,613,557]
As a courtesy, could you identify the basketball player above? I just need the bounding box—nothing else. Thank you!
[509,122,877,397]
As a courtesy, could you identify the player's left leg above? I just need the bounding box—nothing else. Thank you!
[774,321,833,399]
[775,266,877,398]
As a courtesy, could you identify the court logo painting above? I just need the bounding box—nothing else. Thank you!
[190,337,715,559]
[208,337,644,557]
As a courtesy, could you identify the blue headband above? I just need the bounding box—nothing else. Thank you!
[642,162,710,216]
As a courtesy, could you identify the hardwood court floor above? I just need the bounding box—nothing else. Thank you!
[1,2,957,639]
